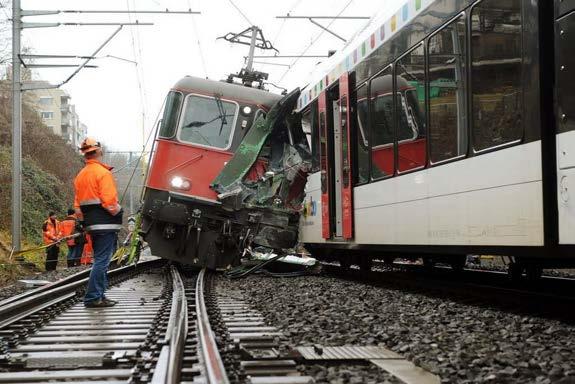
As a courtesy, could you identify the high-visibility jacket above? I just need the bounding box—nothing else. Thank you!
[60,215,79,246]
[74,159,123,232]
[42,218,61,245]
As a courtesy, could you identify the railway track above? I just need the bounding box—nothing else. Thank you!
[323,261,575,322]
[0,260,314,383]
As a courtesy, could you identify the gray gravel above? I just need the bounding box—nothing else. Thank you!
[217,274,575,384]
[0,265,89,302]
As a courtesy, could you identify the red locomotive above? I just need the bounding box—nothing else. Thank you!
[141,76,308,269]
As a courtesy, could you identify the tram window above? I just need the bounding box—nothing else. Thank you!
[355,85,369,185]
[471,0,523,152]
[158,91,182,138]
[178,95,238,150]
[302,103,320,172]
[370,66,395,179]
[396,44,427,172]
[428,16,467,163]
[341,97,350,188]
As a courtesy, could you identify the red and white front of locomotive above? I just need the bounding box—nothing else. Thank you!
[145,84,269,202]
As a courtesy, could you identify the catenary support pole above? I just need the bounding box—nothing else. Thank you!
[244,26,258,72]
[12,0,22,252]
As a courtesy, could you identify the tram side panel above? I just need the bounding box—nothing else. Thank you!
[556,6,575,244]
[353,142,544,247]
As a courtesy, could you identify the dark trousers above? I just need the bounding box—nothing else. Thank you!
[66,244,83,267]
[45,245,59,271]
[84,231,117,303]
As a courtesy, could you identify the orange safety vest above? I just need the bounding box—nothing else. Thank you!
[60,215,77,246]
[42,218,61,245]
[74,159,123,232]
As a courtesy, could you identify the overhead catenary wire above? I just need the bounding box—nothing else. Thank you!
[227,0,253,26]
[126,0,149,151]
[188,0,208,78]
[118,98,165,206]
[277,0,354,84]
[271,0,304,45]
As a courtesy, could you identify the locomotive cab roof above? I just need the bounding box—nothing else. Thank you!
[173,76,282,110]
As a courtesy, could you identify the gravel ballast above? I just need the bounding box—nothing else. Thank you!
[217,274,575,383]
[0,265,90,302]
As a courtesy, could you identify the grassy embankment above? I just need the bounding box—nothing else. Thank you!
[0,92,83,282]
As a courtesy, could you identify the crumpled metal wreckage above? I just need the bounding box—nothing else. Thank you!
[211,88,317,273]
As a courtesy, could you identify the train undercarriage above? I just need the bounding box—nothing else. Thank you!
[141,189,300,269]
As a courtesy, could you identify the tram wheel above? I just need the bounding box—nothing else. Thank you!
[450,256,466,273]
[359,258,372,272]
[508,262,524,282]
[526,265,543,282]
[339,257,351,270]
[383,256,395,265]
[423,257,435,270]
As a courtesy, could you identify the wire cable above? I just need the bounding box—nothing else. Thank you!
[272,0,303,45]
[277,0,354,84]
[118,101,164,205]
[227,0,253,26]
[188,0,208,78]
[125,0,149,150]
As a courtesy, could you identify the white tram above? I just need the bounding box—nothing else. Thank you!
[296,0,574,277]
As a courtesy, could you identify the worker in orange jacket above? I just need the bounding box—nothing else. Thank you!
[74,137,123,308]
[60,209,85,267]
[42,212,61,271]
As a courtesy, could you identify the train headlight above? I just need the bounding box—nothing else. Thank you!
[241,106,252,115]
[170,176,191,190]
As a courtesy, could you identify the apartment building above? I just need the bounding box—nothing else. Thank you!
[27,82,87,147]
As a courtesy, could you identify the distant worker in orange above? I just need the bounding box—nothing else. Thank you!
[74,138,123,308]
[60,209,84,267]
[42,211,61,271]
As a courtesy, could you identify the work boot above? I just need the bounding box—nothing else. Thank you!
[85,299,116,308]
[102,298,118,305]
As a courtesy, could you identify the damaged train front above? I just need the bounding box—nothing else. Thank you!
[141,77,310,269]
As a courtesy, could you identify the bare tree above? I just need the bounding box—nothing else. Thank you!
[0,0,11,77]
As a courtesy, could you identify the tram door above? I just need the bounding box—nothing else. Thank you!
[556,6,575,244]
[318,76,354,240]
[338,73,353,239]
[318,91,331,239]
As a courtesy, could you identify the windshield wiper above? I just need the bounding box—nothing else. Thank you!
[184,115,224,128]
[184,113,235,129]
[214,93,227,135]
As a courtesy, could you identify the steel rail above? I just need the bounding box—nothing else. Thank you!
[151,265,188,384]
[0,268,92,308]
[196,268,230,384]
[0,259,165,329]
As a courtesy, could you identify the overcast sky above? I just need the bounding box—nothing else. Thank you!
[10,0,399,151]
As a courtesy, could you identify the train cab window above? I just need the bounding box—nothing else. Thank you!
[428,15,467,163]
[355,85,369,185]
[471,0,523,152]
[178,94,238,150]
[395,44,427,172]
[302,103,320,172]
[370,66,395,180]
[158,91,182,138]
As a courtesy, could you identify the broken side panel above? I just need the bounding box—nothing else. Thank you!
[339,72,354,240]
[318,91,331,239]
[211,89,301,193]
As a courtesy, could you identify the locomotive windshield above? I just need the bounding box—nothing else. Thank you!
[178,94,238,150]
